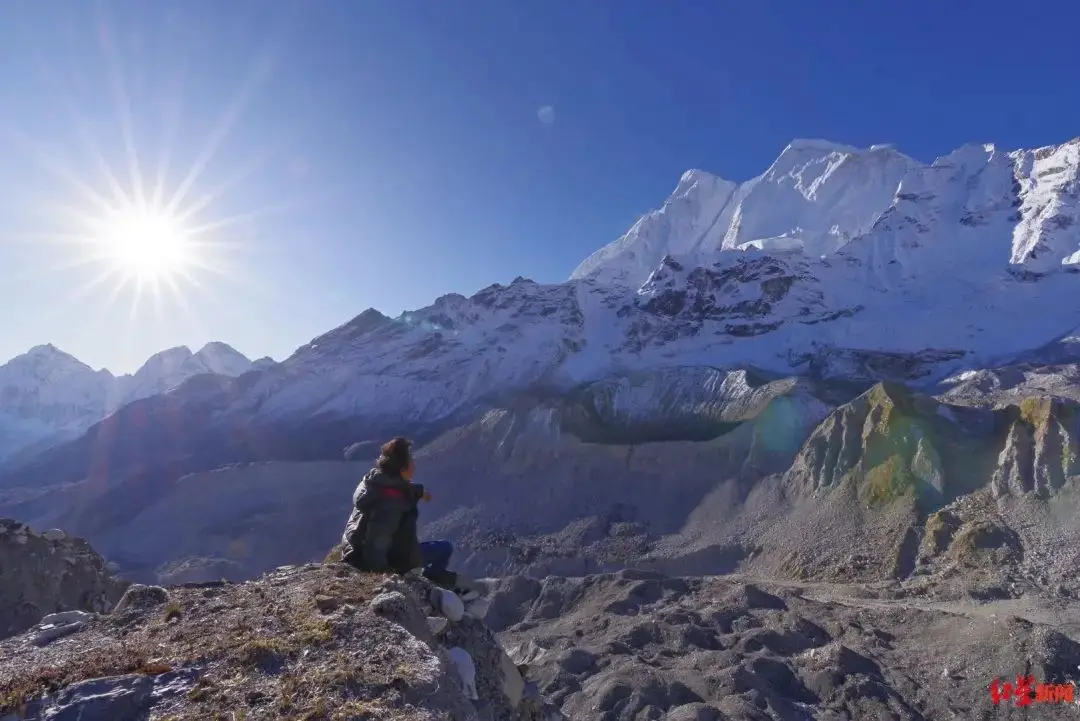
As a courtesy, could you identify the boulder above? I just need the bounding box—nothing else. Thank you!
[0,519,128,640]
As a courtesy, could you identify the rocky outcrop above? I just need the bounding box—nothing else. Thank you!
[628,253,854,346]
[991,397,1080,497]
[785,384,1080,511]
[796,347,968,384]
[0,519,128,640]
[0,562,562,721]
[785,383,992,510]
[739,385,1080,584]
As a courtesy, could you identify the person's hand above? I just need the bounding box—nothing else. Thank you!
[421,491,432,502]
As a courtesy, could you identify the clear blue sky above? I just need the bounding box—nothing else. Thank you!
[0,0,1077,374]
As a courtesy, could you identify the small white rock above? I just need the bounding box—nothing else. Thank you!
[427,616,449,635]
[499,649,525,708]
[446,647,478,700]
[42,529,67,541]
[431,587,464,622]
[32,621,87,646]
[39,610,94,627]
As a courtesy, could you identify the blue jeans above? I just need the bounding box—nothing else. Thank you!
[419,540,455,585]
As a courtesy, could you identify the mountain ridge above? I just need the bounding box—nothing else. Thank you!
[0,341,274,463]
[572,136,1080,288]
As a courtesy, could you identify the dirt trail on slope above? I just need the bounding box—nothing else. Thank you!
[728,572,1080,631]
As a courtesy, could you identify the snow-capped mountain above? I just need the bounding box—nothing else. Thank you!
[121,343,257,401]
[0,342,264,462]
[0,345,119,462]
[572,139,918,288]
[227,137,1080,429]
[5,136,1080,472]
[252,356,278,372]
[572,138,1080,288]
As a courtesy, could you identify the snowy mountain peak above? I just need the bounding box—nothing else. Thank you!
[124,343,254,400]
[198,341,235,355]
[192,342,255,377]
[572,139,919,288]
[782,138,861,155]
[676,168,727,191]
[25,343,60,355]
[574,136,1080,291]
[0,341,257,462]
[3,346,91,382]
[0,346,117,461]
[140,345,194,368]
[570,167,739,287]
[17,344,93,369]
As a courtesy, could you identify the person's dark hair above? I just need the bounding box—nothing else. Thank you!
[376,436,412,475]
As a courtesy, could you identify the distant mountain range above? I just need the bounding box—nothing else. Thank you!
[0,342,274,462]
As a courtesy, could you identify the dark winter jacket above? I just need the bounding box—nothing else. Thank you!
[340,468,425,574]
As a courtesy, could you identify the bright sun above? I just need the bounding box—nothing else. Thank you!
[21,7,285,320]
[98,206,193,281]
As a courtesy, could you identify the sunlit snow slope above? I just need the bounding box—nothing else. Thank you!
[228,137,1080,429]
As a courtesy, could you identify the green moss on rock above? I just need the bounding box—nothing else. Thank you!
[1017,396,1076,428]
[845,384,951,508]
[862,454,918,506]
[1019,397,1051,427]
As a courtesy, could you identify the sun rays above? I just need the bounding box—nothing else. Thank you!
[2,4,301,338]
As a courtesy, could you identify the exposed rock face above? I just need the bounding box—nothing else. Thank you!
[0,562,562,721]
[786,384,1080,514]
[0,519,128,640]
[991,397,1080,497]
[628,253,856,346]
[702,383,1080,586]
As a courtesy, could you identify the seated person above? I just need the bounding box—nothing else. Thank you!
[338,436,483,597]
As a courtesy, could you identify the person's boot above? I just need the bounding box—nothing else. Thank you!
[454,574,487,601]
[423,568,459,590]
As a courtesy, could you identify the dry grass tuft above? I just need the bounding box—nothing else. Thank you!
[233,636,290,671]
[163,600,184,623]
